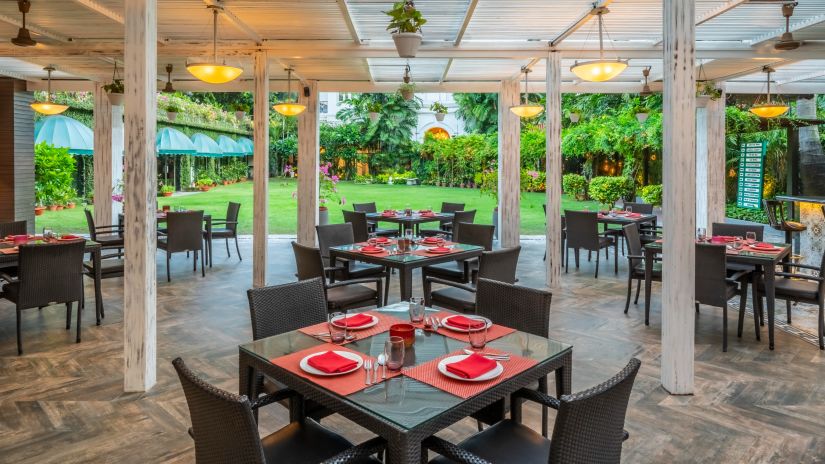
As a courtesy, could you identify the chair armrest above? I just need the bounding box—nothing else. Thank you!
[324,265,347,274]
[320,437,386,464]
[327,277,384,289]
[94,225,122,232]
[513,387,561,410]
[625,254,645,260]
[0,272,17,284]
[211,220,238,226]
[783,263,822,272]
[248,388,296,410]
[775,272,824,282]
[726,270,751,283]
[425,276,477,293]
[422,436,493,464]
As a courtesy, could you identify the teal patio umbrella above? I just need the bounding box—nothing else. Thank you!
[237,137,253,155]
[34,115,94,155]
[156,127,196,155]
[191,133,223,157]
[216,135,244,157]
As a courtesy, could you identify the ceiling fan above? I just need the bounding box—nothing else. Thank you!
[774,1,802,51]
[11,0,36,47]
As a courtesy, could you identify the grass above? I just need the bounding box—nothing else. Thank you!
[35,179,602,235]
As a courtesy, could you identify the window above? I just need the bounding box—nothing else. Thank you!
[320,101,328,114]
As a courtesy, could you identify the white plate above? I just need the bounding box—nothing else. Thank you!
[299,350,363,377]
[330,313,379,330]
[440,315,492,333]
[438,354,503,382]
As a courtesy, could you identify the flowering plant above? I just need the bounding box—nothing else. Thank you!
[112,179,124,203]
[319,162,345,208]
[283,164,295,177]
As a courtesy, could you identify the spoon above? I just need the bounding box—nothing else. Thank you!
[377,353,387,379]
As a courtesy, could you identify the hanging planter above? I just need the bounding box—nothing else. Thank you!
[569,112,581,123]
[635,112,649,123]
[399,83,415,101]
[696,64,722,109]
[367,102,382,122]
[166,104,179,122]
[385,1,426,58]
[430,101,448,121]
[230,103,249,121]
[104,61,125,106]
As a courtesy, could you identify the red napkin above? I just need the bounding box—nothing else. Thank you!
[751,242,777,250]
[427,246,452,253]
[381,212,396,217]
[337,313,373,328]
[626,213,642,218]
[422,237,440,244]
[360,246,384,253]
[60,234,81,240]
[12,235,28,245]
[374,237,390,244]
[445,353,497,379]
[711,235,735,243]
[445,315,486,330]
[418,209,432,214]
[307,351,359,374]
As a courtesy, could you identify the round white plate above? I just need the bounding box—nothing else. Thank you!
[440,315,493,333]
[438,354,503,382]
[750,245,780,252]
[330,313,379,330]
[299,350,363,377]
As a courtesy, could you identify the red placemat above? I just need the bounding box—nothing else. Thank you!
[412,247,462,257]
[298,311,407,344]
[432,312,516,343]
[0,247,18,255]
[402,348,537,399]
[270,343,400,397]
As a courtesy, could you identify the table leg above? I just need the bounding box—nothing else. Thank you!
[238,357,255,398]
[387,434,419,464]
[555,351,573,396]
[644,248,653,326]
[207,217,213,268]
[93,248,103,325]
[399,267,413,300]
[764,263,777,350]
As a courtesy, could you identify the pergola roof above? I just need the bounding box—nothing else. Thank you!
[3,0,824,94]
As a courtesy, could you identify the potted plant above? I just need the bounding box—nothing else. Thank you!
[34,203,46,216]
[367,102,382,122]
[159,184,174,197]
[633,105,650,123]
[399,82,415,101]
[385,1,426,58]
[568,111,581,123]
[104,79,124,106]
[196,178,213,192]
[166,103,180,122]
[430,101,448,121]
[231,102,249,121]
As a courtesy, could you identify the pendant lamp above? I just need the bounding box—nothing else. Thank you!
[570,7,627,82]
[510,67,544,118]
[273,67,306,116]
[749,66,789,119]
[30,66,68,115]
[186,7,243,84]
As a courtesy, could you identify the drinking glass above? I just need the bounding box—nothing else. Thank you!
[385,336,405,371]
[408,297,425,324]
[368,232,377,246]
[405,228,413,241]
[436,233,445,246]
[328,312,347,345]
[732,236,744,250]
[745,231,756,244]
[467,319,488,350]
[696,227,707,242]
[42,227,54,239]
[625,205,632,214]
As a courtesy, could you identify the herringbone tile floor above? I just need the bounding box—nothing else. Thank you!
[0,237,823,463]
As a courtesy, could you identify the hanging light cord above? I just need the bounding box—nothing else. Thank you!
[46,67,52,102]
[597,12,604,61]
[286,68,293,103]
[522,68,530,105]
[212,8,218,64]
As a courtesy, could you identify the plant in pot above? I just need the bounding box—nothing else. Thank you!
[633,104,650,123]
[696,81,722,108]
[385,1,426,58]
[159,184,174,197]
[367,102,382,122]
[166,103,180,122]
[34,202,46,216]
[430,101,448,121]
[399,82,416,101]
[318,162,342,226]
[231,102,249,121]
[104,79,124,106]
[196,178,213,191]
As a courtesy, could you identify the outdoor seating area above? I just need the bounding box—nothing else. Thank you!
[1,1,825,463]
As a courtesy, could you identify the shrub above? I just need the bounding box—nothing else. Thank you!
[34,142,76,205]
[520,169,546,192]
[159,184,174,194]
[588,176,633,209]
[195,178,213,188]
[639,184,663,206]
[562,174,588,199]
[353,174,373,184]
[725,204,768,224]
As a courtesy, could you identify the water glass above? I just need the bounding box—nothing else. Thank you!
[467,318,488,350]
[368,232,377,246]
[732,236,744,250]
[408,297,425,324]
[328,312,347,345]
[405,228,414,241]
[696,227,707,241]
[625,205,632,214]
[436,233,445,246]
[746,231,757,244]
[385,336,405,371]
[42,227,54,239]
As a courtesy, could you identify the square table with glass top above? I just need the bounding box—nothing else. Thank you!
[238,304,572,464]
[329,241,483,301]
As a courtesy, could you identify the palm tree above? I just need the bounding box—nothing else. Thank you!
[454,93,498,134]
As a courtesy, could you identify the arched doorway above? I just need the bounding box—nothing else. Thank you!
[425,127,450,140]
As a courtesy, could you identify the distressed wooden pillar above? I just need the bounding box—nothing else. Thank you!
[497,79,521,248]
[0,79,34,233]
[93,83,113,228]
[252,51,269,288]
[545,52,562,290]
[123,0,157,392]
[662,0,696,395]
[297,80,320,246]
[695,85,725,230]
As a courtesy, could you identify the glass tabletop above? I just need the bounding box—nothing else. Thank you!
[239,303,571,430]
[645,240,791,261]
[329,242,483,264]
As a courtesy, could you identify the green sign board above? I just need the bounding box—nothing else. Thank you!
[736,141,766,209]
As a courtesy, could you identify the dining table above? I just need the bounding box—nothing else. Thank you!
[366,211,453,235]
[238,303,573,464]
[644,239,791,350]
[329,239,483,301]
[118,211,214,267]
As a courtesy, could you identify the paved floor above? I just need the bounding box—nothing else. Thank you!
[0,237,823,463]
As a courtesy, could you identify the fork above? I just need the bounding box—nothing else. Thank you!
[364,359,372,385]
[463,349,510,361]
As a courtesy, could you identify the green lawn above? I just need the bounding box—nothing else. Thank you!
[36,179,601,235]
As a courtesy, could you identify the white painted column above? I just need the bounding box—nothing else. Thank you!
[93,83,113,228]
[297,80,320,246]
[545,52,562,290]
[252,51,269,288]
[497,79,521,248]
[111,104,124,220]
[662,0,696,395]
[123,0,157,392]
[695,85,726,231]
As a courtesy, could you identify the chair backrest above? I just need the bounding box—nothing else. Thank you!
[451,210,477,238]
[84,209,98,240]
[342,210,369,243]
[225,202,241,233]
[695,243,729,307]
[316,223,355,267]
[711,222,763,241]
[292,241,326,281]
[353,202,377,214]
[172,358,266,464]
[0,220,26,238]
[16,241,85,308]
[477,246,521,284]
[441,202,466,227]
[247,278,328,340]
[622,223,644,269]
[475,278,551,337]
[564,210,600,250]
[762,199,786,228]
[549,358,641,464]
[622,202,654,215]
[454,223,494,250]
[165,211,205,252]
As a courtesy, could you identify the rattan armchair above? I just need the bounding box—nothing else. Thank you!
[424,247,519,312]
[352,202,395,237]
[623,223,661,321]
[0,220,26,274]
[205,201,241,261]
[317,223,391,303]
[83,249,124,325]
[419,201,466,237]
[84,208,124,250]
[695,244,750,352]
[157,210,206,282]
[421,222,493,288]
[565,210,618,278]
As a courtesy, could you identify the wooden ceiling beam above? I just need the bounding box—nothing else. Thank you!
[336,0,363,44]
[549,0,614,48]
[454,0,480,46]
[776,69,825,85]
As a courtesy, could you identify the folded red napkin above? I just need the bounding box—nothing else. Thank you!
[751,242,777,250]
[626,213,642,218]
[445,353,497,379]
[427,246,452,253]
[360,246,384,253]
[374,237,390,243]
[12,235,28,245]
[382,212,396,217]
[711,235,735,243]
[445,315,486,330]
[60,234,81,240]
[307,351,359,374]
[422,237,440,243]
[338,313,373,327]
[418,209,432,214]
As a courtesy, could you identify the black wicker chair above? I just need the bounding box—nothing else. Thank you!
[565,210,617,278]
[352,202,395,237]
[622,223,661,323]
[420,202,467,237]
[695,244,749,352]
[157,210,206,282]
[0,240,86,355]
[317,222,390,303]
[205,202,241,261]
[711,222,765,323]
[292,241,383,312]
[0,220,26,274]
[83,250,124,325]
[425,358,641,464]
[424,247,520,313]
[84,208,124,250]
[421,222,493,288]
[172,357,384,464]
